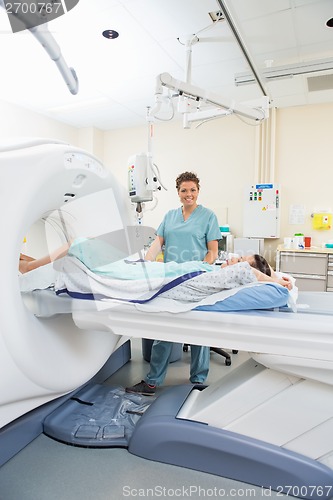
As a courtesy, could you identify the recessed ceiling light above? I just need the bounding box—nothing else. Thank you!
[102,30,119,39]
[326,18,333,27]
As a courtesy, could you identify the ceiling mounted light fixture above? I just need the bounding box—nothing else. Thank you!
[326,18,333,28]
[102,30,119,39]
[235,57,333,86]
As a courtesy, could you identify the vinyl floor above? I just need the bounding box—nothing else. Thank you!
[0,339,287,499]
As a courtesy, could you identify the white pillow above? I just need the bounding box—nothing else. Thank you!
[275,271,298,309]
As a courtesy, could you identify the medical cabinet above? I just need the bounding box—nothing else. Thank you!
[243,184,280,238]
[276,246,333,292]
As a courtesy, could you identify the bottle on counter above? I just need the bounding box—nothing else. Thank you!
[293,233,304,249]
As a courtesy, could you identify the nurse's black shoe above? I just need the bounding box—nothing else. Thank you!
[125,380,156,396]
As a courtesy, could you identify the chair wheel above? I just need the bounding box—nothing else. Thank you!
[225,358,231,366]
[232,350,238,354]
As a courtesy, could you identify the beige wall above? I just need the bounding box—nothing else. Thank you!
[0,100,103,158]
[276,103,333,250]
[0,100,78,144]
[103,116,256,234]
[2,98,332,267]
[104,102,333,266]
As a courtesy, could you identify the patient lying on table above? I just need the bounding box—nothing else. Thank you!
[19,238,292,307]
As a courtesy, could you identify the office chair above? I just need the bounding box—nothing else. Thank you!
[183,344,238,366]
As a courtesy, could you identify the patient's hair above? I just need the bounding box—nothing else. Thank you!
[251,254,271,276]
[176,171,200,191]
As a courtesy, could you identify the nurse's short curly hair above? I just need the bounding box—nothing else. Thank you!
[175,171,200,191]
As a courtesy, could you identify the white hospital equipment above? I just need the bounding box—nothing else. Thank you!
[128,153,155,204]
[154,72,268,125]
[128,114,167,221]
[234,237,264,256]
[30,23,79,94]
[243,183,280,238]
[0,139,136,458]
[1,140,333,498]
[217,228,234,262]
[0,1,78,94]
[148,13,269,128]
[128,152,163,222]
[75,294,333,498]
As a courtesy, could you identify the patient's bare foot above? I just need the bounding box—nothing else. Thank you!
[20,253,35,262]
[19,259,31,274]
[19,254,36,273]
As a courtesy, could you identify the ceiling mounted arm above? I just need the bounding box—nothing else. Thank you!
[216,0,269,99]
[157,72,268,122]
[0,1,78,95]
[30,24,78,95]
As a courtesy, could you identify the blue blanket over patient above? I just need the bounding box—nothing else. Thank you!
[53,238,291,313]
[69,237,212,279]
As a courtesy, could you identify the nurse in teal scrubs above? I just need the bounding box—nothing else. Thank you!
[126,171,221,396]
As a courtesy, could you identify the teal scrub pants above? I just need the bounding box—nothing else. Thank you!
[145,340,209,386]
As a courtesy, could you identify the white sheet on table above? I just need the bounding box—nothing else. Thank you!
[55,256,272,310]
[19,255,296,314]
[19,263,57,292]
[54,256,185,300]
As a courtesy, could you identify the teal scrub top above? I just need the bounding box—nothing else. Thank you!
[157,205,221,263]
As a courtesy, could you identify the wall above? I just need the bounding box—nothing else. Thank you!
[2,97,332,268]
[76,127,105,159]
[0,100,103,159]
[104,102,333,266]
[275,102,333,251]
[0,100,78,144]
[103,116,256,235]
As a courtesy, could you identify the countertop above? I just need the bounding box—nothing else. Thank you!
[277,244,333,254]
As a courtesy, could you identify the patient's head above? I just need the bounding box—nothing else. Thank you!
[223,254,271,276]
[249,254,271,276]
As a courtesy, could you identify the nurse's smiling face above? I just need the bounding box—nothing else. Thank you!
[178,181,199,209]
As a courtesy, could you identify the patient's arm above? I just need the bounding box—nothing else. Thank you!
[221,259,293,290]
[19,242,70,274]
[252,268,292,289]
[267,264,293,289]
